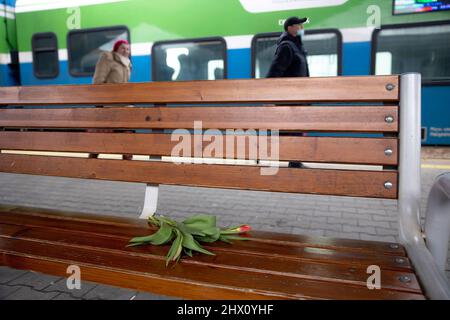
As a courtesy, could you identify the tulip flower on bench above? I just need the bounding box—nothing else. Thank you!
[128,214,252,266]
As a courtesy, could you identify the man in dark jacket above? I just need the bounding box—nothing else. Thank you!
[267,16,310,78]
[267,17,310,168]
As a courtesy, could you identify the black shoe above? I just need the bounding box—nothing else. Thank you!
[288,162,304,168]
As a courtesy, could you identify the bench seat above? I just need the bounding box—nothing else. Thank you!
[0,204,425,300]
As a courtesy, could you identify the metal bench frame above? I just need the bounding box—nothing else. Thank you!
[398,73,450,299]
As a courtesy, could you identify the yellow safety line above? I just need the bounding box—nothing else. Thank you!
[421,164,450,170]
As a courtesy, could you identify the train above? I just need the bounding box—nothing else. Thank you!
[0,0,449,144]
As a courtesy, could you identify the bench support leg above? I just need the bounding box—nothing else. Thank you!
[424,172,450,271]
[139,184,159,219]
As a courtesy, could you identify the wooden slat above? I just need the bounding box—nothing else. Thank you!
[0,205,408,257]
[0,223,422,294]
[0,132,399,165]
[0,106,399,132]
[0,246,424,300]
[0,76,399,105]
[0,154,398,198]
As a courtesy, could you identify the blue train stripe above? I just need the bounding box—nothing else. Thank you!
[342,42,372,76]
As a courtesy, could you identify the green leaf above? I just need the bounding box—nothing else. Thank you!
[198,235,220,243]
[127,242,146,247]
[195,226,221,243]
[128,234,157,245]
[157,216,177,227]
[183,225,206,237]
[202,227,221,236]
[219,235,232,244]
[175,222,205,237]
[128,221,173,246]
[166,229,183,266]
[149,222,174,245]
[184,248,193,257]
[220,235,251,241]
[220,229,242,235]
[179,228,215,256]
[182,214,217,230]
[148,216,162,227]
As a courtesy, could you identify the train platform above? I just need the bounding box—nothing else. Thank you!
[422,146,450,160]
[1,147,449,300]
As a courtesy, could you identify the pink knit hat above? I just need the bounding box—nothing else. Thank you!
[113,39,129,52]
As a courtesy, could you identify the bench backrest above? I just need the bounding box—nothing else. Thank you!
[0,76,400,199]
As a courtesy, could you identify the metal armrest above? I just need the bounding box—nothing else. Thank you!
[425,172,450,271]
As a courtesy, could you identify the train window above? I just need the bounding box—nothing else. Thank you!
[152,38,227,81]
[32,32,59,78]
[252,30,342,78]
[372,22,450,83]
[68,26,129,77]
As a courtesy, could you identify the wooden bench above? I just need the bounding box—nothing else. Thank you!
[0,74,448,299]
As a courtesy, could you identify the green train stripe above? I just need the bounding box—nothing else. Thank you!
[14,0,450,52]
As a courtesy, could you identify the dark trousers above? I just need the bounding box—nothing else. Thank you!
[280,131,305,168]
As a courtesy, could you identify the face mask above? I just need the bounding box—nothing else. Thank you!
[297,29,305,37]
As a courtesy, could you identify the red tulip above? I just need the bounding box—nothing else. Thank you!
[222,224,252,234]
[237,225,252,233]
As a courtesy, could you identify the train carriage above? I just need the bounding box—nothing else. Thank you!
[0,0,449,144]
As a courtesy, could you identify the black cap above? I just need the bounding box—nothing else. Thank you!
[283,16,309,31]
